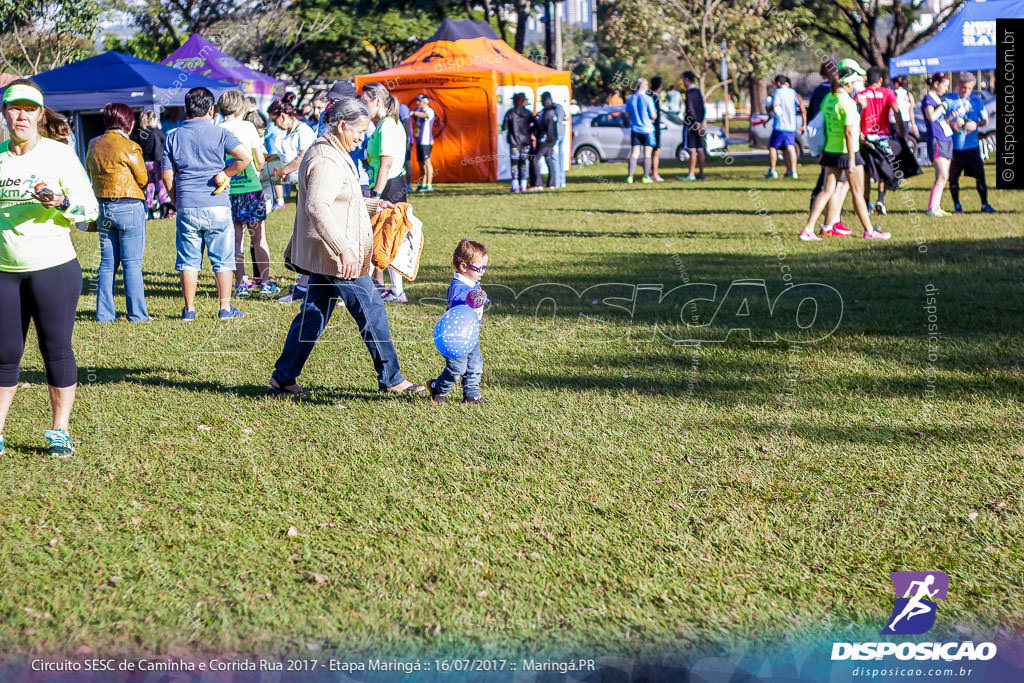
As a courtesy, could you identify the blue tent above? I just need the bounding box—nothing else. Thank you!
[890,0,1024,76]
[32,51,234,111]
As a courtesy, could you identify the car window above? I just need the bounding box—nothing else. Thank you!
[592,112,629,128]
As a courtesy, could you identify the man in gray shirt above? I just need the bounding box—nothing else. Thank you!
[163,87,251,321]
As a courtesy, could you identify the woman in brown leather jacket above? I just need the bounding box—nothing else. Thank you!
[85,102,150,322]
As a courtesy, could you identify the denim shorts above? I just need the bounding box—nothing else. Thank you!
[175,205,234,272]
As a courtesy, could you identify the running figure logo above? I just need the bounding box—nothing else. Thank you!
[882,571,949,635]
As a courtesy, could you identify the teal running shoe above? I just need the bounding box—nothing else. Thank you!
[44,429,74,458]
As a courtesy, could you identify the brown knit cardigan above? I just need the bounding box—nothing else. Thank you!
[284,134,382,278]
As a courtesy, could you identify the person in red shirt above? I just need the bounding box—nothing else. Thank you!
[855,67,906,215]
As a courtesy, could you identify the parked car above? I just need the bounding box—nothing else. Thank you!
[570,106,728,165]
[749,112,812,156]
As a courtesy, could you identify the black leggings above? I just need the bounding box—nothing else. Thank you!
[0,259,82,388]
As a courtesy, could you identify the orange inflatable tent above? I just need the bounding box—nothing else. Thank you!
[355,19,572,183]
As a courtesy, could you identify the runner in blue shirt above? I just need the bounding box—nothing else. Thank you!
[943,72,996,213]
[625,78,656,184]
[765,75,806,179]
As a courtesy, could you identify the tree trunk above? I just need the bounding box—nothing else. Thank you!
[749,76,766,115]
[482,0,493,24]
[465,0,475,20]
[514,6,529,53]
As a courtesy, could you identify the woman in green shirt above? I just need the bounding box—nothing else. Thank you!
[360,82,410,302]
[0,80,99,457]
[800,68,890,241]
[361,82,408,204]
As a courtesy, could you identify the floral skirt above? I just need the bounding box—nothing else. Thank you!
[230,190,268,224]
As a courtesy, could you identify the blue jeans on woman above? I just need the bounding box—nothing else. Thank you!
[273,274,406,390]
[97,199,149,322]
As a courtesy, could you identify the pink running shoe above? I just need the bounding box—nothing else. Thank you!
[799,228,822,241]
[831,221,852,236]
[863,226,892,240]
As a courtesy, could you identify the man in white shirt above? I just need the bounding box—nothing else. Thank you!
[764,75,806,179]
[411,94,436,192]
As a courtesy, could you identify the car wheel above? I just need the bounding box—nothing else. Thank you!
[574,145,599,166]
[676,145,690,163]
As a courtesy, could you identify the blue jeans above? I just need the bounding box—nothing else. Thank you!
[552,137,567,187]
[432,343,483,399]
[273,274,405,390]
[97,200,149,322]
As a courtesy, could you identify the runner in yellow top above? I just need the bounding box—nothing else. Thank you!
[0,79,99,458]
[799,68,890,242]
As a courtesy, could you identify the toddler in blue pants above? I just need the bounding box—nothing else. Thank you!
[429,239,489,404]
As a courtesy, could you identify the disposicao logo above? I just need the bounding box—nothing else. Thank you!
[831,572,998,662]
[882,571,948,635]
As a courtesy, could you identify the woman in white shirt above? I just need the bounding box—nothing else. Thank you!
[360,82,410,303]
[268,93,315,210]
[891,76,920,139]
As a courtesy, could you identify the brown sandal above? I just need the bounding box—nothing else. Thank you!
[268,378,312,396]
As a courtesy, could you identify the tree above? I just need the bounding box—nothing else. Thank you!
[600,0,810,106]
[511,0,539,53]
[788,0,966,69]
[103,31,166,64]
[205,0,335,79]
[0,0,102,75]
[286,0,444,83]
[116,0,266,61]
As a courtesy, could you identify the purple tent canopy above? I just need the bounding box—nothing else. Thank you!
[162,34,285,98]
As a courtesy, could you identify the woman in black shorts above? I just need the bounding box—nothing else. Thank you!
[799,69,890,241]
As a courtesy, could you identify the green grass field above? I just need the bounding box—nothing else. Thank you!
[1,157,1022,659]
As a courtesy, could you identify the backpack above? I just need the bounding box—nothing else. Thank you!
[806,109,825,157]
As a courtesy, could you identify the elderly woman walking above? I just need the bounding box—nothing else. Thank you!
[268,97,425,396]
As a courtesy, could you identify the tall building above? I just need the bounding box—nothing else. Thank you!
[911,0,962,33]
[524,0,597,45]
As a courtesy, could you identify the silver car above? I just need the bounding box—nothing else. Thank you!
[570,106,727,165]
[749,111,812,156]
